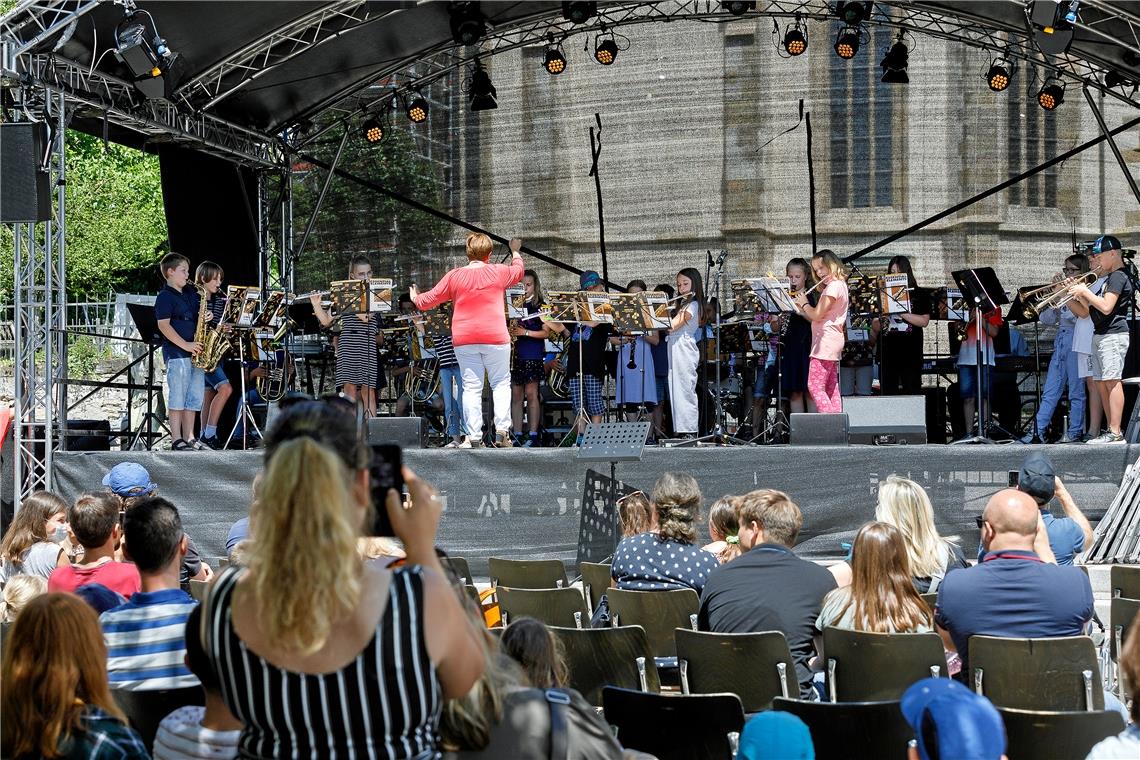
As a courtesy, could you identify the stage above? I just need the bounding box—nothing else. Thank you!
[49,444,1136,576]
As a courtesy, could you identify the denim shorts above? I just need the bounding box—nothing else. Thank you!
[166,357,205,411]
[958,364,991,399]
[203,365,231,390]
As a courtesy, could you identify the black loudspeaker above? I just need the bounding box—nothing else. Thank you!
[841,395,927,445]
[63,419,112,451]
[0,123,52,223]
[366,417,426,448]
[790,413,849,445]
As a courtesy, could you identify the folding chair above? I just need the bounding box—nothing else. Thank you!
[674,628,797,711]
[969,635,1104,711]
[606,587,699,658]
[603,686,744,760]
[488,557,568,589]
[442,556,473,586]
[549,625,660,705]
[772,697,911,760]
[1109,596,1140,702]
[579,561,612,613]
[496,586,589,628]
[114,686,205,750]
[999,707,1124,760]
[1110,564,1140,600]
[822,627,947,702]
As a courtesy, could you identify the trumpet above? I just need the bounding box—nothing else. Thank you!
[1023,268,1102,318]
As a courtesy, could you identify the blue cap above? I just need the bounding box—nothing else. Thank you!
[73,583,126,615]
[1093,235,1122,255]
[580,270,602,289]
[102,462,157,497]
[902,678,1006,760]
[738,712,814,760]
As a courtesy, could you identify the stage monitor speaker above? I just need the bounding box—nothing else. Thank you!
[366,417,426,449]
[0,123,52,223]
[841,395,927,445]
[790,413,849,445]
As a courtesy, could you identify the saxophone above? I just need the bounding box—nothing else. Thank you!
[191,285,231,372]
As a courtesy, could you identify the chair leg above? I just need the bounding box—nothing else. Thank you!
[1083,669,1095,712]
[680,658,690,694]
[636,656,648,692]
[776,662,789,699]
[827,658,837,703]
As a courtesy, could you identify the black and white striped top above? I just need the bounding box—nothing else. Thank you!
[203,565,442,759]
[430,334,458,368]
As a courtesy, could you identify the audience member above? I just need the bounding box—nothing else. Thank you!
[935,488,1093,677]
[830,475,967,591]
[200,399,483,755]
[617,489,654,538]
[1,593,148,758]
[1016,452,1093,566]
[0,574,47,622]
[74,583,127,616]
[611,472,719,592]
[501,617,568,689]
[50,493,140,598]
[359,536,407,569]
[225,517,249,557]
[101,496,200,691]
[0,490,69,584]
[698,489,836,697]
[153,606,240,760]
[901,677,1006,760]
[702,496,743,564]
[1085,615,1140,758]
[737,711,815,760]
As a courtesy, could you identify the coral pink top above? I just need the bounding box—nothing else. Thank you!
[413,256,525,346]
[810,279,849,362]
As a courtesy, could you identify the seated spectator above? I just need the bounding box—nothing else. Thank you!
[817,521,933,634]
[74,583,127,616]
[702,495,743,565]
[50,493,141,598]
[901,677,1006,760]
[0,490,69,583]
[617,489,654,538]
[153,606,240,760]
[698,490,837,698]
[737,711,815,760]
[830,475,967,591]
[0,574,47,622]
[101,497,200,691]
[359,536,407,569]
[200,399,483,755]
[501,617,568,689]
[1017,452,1093,566]
[1,593,147,758]
[935,488,1093,677]
[611,472,720,592]
[225,517,249,558]
[1086,614,1140,759]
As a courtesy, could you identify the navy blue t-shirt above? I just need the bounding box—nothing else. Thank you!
[935,550,1093,675]
[1042,511,1086,567]
[611,532,720,593]
[515,298,546,361]
[154,284,200,361]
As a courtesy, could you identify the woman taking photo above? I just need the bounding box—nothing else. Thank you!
[0,491,69,584]
[508,268,549,447]
[668,268,705,437]
[201,399,484,756]
[795,250,849,414]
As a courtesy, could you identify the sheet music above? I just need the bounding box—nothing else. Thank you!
[254,290,286,328]
[945,286,967,321]
[879,273,911,316]
[642,291,672,329]
[757,276,797,313]
[368,278,394,313]
[584,292,615,323]
[506,283,527,319]
[547,291,586,322]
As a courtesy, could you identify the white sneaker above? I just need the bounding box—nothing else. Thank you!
[1087,431,1125,444]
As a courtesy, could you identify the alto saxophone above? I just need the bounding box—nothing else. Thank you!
[192,285,231,372]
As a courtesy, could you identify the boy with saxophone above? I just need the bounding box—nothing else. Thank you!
[154,252,204,451]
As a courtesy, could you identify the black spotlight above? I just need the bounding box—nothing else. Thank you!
[468,60,498,111]
[562,2,597,24]
[406,93,428,123]
[1105,69,1134,89]
[835,1,872,25]
[722,1,756,15]
[449,2,486,46]
[834,26,860,60]
[880,37,909,84]
[1037,77,1065,110]
[543,41,567,75]
[361,116,384,144]
[783,23,808,56]
[594,33,618,65]
[986,59,1012,92]
[115,16,174,100]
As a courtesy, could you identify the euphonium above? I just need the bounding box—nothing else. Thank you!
[191,285,231,372]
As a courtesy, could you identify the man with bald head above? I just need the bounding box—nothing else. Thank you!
[935,488,1093,678]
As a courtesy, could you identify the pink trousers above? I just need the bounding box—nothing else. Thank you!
[808,358,842,413]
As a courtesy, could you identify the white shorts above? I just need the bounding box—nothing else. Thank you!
[1076,352,1095,380]
[1092,333,1130,382]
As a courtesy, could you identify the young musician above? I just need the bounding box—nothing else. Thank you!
[873,255,931,395]
[612,280,659,424]
[1072,259,1106,440]
[1068,235,1133,444]
[955,304,1003,436]
[651,283,674,437]
[427,321,465,448]
[508,269,549,447]
[194,262,232,449]
[310,255,380,416]
[550,271,612,446]
[154,253,204,452]
[795,250,849,414]
[781,258,816,414]
[668,267,705,436]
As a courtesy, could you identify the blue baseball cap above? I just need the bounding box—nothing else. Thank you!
[580,270,602,289]
[102,462,157,497]
[1091,235,1122,256]
[738,711,814,759]
[902,678,1006,760]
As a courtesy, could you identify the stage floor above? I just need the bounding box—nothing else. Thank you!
[52,444,1137,576]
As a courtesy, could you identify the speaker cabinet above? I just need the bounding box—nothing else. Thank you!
[0,123,52,223]
[790,413,849,445]
[366,417,426,448]
[841,395,928,445]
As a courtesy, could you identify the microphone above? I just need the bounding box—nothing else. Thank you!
[707,250,714,268]
[716,250,728,267]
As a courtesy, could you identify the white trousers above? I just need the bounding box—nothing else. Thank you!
[668,335,700,434]
[453,343,512,439]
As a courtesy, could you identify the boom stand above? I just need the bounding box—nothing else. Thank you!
[950,267,1010,445]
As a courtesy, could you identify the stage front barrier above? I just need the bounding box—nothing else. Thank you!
[51,446,1135,577]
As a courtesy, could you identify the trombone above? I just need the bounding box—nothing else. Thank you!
[1023,268,1101,318]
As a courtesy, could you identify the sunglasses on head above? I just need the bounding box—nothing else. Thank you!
[617,490,645,505]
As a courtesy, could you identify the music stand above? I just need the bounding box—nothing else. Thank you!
[748,278,798,444]
[1006,285,1050,440]
[610,297,656,426]
[578,421,651,546]
[125,302,169,450]
[950,267,1009,444]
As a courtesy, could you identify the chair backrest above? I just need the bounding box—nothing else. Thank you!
[772,697,912,760]
[674,628,797,712]
[969,635,1104,711]
[823,627,948,702]
[497,586,589,628]
[579,561,612,613]
[550,625,660,705]
[1110,564,1140,600]
[443,556,473,585]
[606,587,699,658]
[999,707,1125,760]
[1110,596,1140,661]
[488,557,568,589]
[113,686,205,750]
[188,579,209,603]
[602,686,744,760]
[920,592,938,612]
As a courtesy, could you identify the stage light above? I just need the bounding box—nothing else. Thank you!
[986,58,1012,92]
[562,2,597,24]
[1105,70,1134,89]
[834,26,860,60]
[835,1,872,25]
[1037,77,1065,110]
[783,24,808,56]
[115,15,175,100]
[543,41,567,75]
[449,2,486,46]
[880,36,909,84]
[468,60,498,111]
[361,116,384,144]
[594,33,618,65]
[722,1,756,15]
[406,93,428,123]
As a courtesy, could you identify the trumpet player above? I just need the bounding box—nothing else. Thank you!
[1020,255,1088,443]
[1067,235,1133,444]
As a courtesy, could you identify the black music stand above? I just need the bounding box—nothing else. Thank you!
[125,302,170,450]
[578,421,651,552]
[950,267,1009,444]
[1008,286,1047,440]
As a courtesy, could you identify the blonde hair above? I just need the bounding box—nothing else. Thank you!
[875,476,954,580]
[465,233,493,261]
[812,249,848,281]
[0,575,47,623]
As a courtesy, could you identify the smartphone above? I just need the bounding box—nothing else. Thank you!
[1007,469,1019,488]
[368,444,404,537]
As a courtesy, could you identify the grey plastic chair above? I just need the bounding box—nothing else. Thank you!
[675,628,797,711]
[822,627,947,702]
[496,586,589,628]
[969,634,1104,711]
[549,624,660,706]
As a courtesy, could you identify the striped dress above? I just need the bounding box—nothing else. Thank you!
[336,313,380,388]
[203,566,442,759]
